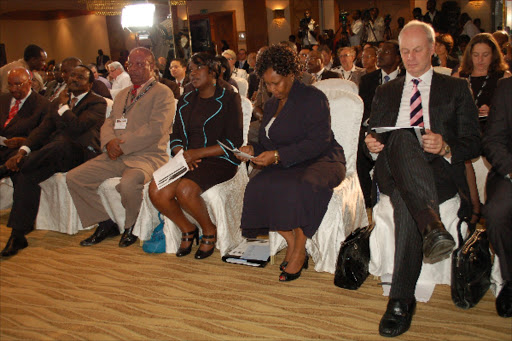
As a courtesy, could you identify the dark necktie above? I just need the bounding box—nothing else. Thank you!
[384,75,390,83]
[410,79,424,127]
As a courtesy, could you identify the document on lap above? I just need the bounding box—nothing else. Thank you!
[0,136,6,146]
[217,140,254,160]
[371,126,425,147]
[153,149,189,190]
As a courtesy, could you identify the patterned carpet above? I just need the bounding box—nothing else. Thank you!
[0,210,510,341]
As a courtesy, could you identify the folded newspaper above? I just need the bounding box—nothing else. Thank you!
[152,149,189,190]
[371,126,425,147]
[222,239,270,268]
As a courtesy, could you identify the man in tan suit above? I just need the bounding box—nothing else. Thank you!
[66,47,175,248]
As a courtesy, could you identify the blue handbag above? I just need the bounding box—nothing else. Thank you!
[142,213,166,253]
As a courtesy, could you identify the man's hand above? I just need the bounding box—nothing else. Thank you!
[106,138,125,160]
[5,149,27,171]
[422,129,444,155]
[57,88,70,105]
[4,137,27,149]
[365,133,384,154]
[183,149,203,170]
[478,104,490,117]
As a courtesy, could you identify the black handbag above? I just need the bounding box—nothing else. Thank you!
[451,220,492,309]
[334,224,374,290]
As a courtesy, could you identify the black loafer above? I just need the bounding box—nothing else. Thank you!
[496,281,512,318]
[119,226,138,248]
[379,298,416,337]
[1,234,28,258]
[80,223,120,246]
[422,221,455,264]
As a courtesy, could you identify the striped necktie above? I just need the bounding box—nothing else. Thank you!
[410,79,424,127]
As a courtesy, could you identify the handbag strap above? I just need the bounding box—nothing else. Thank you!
[157,212,165,224]
[455,218,467,247]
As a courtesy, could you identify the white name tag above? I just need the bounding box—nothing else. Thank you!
[114,118,128,130]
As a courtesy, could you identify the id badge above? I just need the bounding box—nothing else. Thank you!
[114,118,128,129]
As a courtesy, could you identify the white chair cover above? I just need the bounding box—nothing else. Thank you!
[433,66,453,76]
[314,78,359,95]
[104,98,114,118]
[233,76,249,98]
[0,177,14,210]
[472,156,491,204]
[159,95,253,256]
[269,88,369,273]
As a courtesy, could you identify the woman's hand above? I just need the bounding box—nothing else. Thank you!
[251,150,277,167]
[236,145,254,162]
[183,149,203,170]
[478,104,490,117]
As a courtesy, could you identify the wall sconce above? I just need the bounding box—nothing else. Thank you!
[273,9,285,20]
[468,0,485,8]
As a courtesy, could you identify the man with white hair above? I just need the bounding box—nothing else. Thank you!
[364,21,480,337]
[222,49,248,80]
[331,46,365,86]
[108,61,132,99]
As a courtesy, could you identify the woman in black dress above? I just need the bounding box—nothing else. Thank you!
[149,53,243,259]
[453,33,511,228]
[238,45,346,282]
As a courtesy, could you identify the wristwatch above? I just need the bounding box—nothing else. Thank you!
[443,143,451,156]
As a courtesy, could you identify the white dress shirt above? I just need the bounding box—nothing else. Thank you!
[381,68,400,84]
[110,71,133,100]
[396,68,433,128]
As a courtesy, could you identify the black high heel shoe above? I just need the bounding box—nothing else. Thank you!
[279,254,309,282]
[280,251,307,271]
[194,234,216,259]
[176,227,199,257]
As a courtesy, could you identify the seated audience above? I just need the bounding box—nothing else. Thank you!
[222,49,248,80]
[149,53,243,260]
[216,55,239,92]
[364,21,480,337]
[246,52,257,74]
[482,77,512,318]
[0,65,107,258]
[86,64,112,99]
[88,63,111,89]
[433,34,459,71]
[362,46,378,73]
[169,58,189,97]
[454,33,511,228]
[108,61,132,99]
[235,48,250,72]
[306,50,341,81]
[0,44,47,94]
[154,67,180,100]
[44,63,65,100]
[66,48,175,249]
[332,46,365,86]
[238,44,346,282]
[0,68,50,167]
[318,45,334,70]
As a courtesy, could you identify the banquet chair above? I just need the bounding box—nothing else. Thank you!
[314,78,359,95]
[369,154,501,302]
[0,177,14,210]
[233,76,249,98]
[269,85,369,273]
[160,95,253,256]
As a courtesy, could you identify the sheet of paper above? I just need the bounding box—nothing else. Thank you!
[242,244,269,261]
[217,140,254,160]
[371,126,425,147]
[152,149,189,190]
[0,136,6,147]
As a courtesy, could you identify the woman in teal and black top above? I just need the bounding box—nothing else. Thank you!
[149,52,243,260]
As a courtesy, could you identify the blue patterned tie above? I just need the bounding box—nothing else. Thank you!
[384,75,390,83]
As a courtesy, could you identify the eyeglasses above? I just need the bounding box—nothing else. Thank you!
[339,53,353,58]
[126,61,150,69]
[7,80,29,89]
[188,64,208,73]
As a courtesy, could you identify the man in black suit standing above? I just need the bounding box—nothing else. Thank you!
[0,68,49,166]
[0,65,107,258]
[482,77,512,318]
[357,41,401,207]
[306,50,341,82]
[365,21,480,337]
[423,0,442,32]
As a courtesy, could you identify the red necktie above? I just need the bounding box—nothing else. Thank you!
[410,79,424,127]
[4,100,21,127]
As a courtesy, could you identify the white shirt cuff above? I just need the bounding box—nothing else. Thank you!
[58,104,70,116]
[20,146,31,155]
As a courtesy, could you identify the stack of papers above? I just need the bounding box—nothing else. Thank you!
[222,239,270,268]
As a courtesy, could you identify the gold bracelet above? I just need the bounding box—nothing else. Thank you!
[274,150,279,164]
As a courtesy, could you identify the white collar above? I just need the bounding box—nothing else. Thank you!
[405,67,433,86]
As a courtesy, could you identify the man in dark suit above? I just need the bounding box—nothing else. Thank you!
[0,65,107,258]
[364,21,480,337]
[423,0,442,32]
[43,63,65,100]
[357,41,402,207]
[306,50,341,81]
[0,68,49,166]
[235,49,250,72]
[482,77,512,318]
[169,58,189,97]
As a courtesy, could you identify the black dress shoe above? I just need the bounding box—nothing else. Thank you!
[80,223,120,246]
[1,234,28,258]
[379,298,416,337]
[422,221,455,264]
[119,225,138,247]
[496,281,512,318]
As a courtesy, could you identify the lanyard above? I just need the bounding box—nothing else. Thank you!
[122,80,156,116]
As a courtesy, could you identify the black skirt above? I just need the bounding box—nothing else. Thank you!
[241,159,345,238]
[182,157,237,192]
